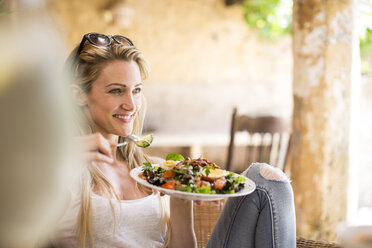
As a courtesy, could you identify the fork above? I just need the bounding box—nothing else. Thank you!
[116,134,150,147]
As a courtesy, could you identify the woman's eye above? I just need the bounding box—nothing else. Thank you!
[133,87,142,94]
[109,88,122,94]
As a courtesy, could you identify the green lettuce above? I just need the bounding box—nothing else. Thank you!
[166,153,185,161]
[195,186,215,194]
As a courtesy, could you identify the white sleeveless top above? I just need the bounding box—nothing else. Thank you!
[53,191,167,248]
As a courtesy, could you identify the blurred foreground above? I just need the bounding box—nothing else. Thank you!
[0,6,78,247]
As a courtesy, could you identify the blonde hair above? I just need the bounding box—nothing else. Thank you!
[66,39,170,248]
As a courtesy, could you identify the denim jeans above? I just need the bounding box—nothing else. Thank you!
[207,163,296,248]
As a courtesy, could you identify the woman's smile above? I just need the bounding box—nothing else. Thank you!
[113,113,136,123]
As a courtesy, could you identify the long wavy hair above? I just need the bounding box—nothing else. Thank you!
[65,39,170,248]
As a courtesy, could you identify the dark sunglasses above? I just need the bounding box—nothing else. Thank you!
[74,32,134,62]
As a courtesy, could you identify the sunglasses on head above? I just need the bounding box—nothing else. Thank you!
[74,32,134,62]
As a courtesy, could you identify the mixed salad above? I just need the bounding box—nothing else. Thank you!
[138,153,247,194]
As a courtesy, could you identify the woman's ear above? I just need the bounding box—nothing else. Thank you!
[70,84,88,106]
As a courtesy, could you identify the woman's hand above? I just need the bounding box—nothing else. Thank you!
[75,133,116,165]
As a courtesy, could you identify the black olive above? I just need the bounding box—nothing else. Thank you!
[148,177,163,186]
[145,171,155,179]
[159,178,166,185]
[180,174,192,184]
[223,181,232,190]
[180,178,187,184]
[238,183,245,191]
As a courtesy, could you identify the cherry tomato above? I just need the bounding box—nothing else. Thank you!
[161,181,176,190]
[213,178,227,190]
[163,170,177,179]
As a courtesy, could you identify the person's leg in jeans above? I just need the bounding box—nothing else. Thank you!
[207,163,296,248]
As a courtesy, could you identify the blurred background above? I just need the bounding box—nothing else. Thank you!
[1,0,372,245]
[46,0,293,172]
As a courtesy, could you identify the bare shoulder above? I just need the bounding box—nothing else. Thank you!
[148,156,165,164]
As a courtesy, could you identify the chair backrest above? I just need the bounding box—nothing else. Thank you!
[226,107,291,172]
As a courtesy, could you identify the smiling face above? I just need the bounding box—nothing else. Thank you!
[83,60,143,139]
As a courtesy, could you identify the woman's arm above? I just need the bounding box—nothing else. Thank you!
[168,198,197,248]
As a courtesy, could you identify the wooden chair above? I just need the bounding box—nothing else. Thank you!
[226,107,291,172]
[193,108,340,247]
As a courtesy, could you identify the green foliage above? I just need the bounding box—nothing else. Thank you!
[360,28,372,58]
[359,1,372,74]
[241,0,292,42]
[240,0,372,74]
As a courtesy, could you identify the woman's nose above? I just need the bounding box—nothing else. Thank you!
[121,93,135,111]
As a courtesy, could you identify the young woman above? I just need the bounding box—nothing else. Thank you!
[54,32,296,248]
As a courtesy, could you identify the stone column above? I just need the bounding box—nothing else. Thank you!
[291,0,354,241]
